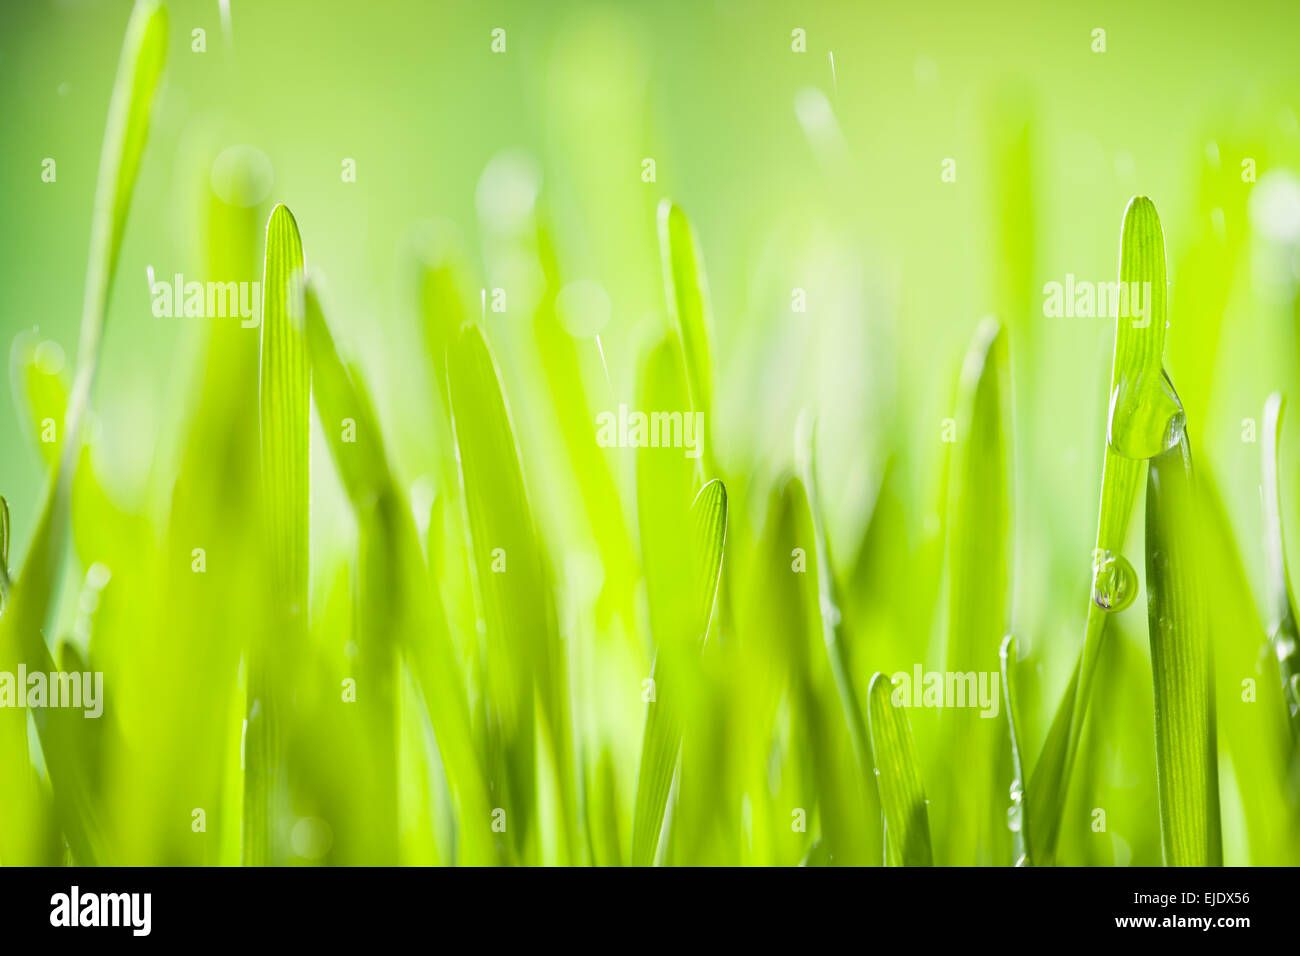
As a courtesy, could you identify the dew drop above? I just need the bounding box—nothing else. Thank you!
[1091,549,1137,612]
[1107,369,1185,460]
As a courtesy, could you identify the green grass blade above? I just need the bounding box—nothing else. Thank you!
[1000,634,1031,865]
[940,317,1012,864]
[0,0,167,867]
[658,200,714,463]
[797,415,871,774]
[1027,195,1177,864]
[1262,392,1300,736]
[867,672,934,866]
[1145,426,1221,866]
[10,333,69,466]
[630,479,728,865]
[247,202,310,866]
[448,322,578,863]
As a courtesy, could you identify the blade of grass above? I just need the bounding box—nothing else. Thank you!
[1000,634,1031,865]
[867,672,934,866]
[1262,392,1300,737]
[1027,196,1178,864]
[247,202,310,865]
[630,479,727,865]
[0,0,168,866]
[940,317,1013,864]
[658,200,714,474]
[447,321,578,864]
[1145,424,1222,865]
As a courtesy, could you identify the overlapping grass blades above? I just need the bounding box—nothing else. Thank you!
[1145,424,1221,865]
[940,317,1012,864]
[1025,196,1176,864]
[0,0,167,867]
[630,479,727,865]
[447,322,577,864]
[867,672,933,866]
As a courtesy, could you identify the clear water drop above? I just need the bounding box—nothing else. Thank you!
[1107,369,1186,460]
[1091,549,1137,612]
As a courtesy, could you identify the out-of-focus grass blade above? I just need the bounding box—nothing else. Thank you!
[940,317,1012,864]
[796,415,871,774]
[247,202,310,866]
[448,322,577,864]
[1000,634,1031,865]
[867,672,933,866]
[532,223,637,620]
[658,200,714,469]
[630,479,727,866]
[10,333,70,466]
[1028,196,1176,864]
[1145,427,1222,865]
[1262,392,1300,737]
[0,0,167,867]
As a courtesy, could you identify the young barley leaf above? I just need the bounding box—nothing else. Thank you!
[867,672,933,866]
[1145,425,1222,866]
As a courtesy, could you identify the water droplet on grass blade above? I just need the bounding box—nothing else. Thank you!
[1091,549,1137,612]
[1107,369,1186,460]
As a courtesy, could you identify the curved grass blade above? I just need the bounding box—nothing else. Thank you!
[246,202,309,866]
[1145,426,1221,866]
[630,479,727,865]
[0,0,168,867]
[1262,392,1300,736]
[1027,196,1176,864]
[941,317,1012,864]
[867,672,933,866]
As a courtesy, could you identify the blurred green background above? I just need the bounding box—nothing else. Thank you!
[2,0,1299,865]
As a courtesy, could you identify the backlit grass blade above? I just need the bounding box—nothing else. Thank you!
[630,479,728,865]
[658,200,714,469]
[1027,196,1177,864]
[247,202,310,866]
[0,0,167,867]
[1262,392,1300,736]
[1145,426,1222,866]
[941,317,1012,864]
[867,672,934,866]
[448,322,578,864]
